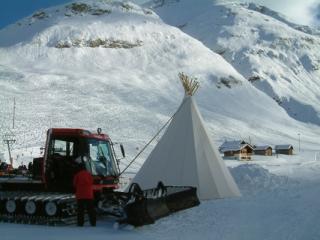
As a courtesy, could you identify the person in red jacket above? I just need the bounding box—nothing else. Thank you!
[73,159,96,227]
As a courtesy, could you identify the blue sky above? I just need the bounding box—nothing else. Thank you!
[0,0,148,29]
[0,0,72,29]
[0,0,319,30]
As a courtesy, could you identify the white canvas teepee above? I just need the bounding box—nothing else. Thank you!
[132,73,241,200]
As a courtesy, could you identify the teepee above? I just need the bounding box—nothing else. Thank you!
[132,73,241,200]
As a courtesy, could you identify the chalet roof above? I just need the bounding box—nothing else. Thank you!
[275,145,293,150]
[254,145,272,151]
[219,140,252,153]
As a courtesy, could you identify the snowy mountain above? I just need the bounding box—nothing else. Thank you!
[1,2,320,239]
[148,0,320,126]
[0,0,319,169]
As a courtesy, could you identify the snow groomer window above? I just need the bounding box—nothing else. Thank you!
[50,139,75,157]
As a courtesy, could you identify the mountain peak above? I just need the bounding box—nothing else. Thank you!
[0,0,319,156]
[0,1,157,47]
[150,0,320,126]
[244,2,320,36]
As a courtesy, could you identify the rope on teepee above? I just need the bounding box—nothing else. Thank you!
[119,114,174,176]
[119,73,199,176]
[179,72,200,96]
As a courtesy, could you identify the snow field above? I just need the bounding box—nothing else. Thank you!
[0,1,320,239]
[1,0,319,170]
[2,152,320,240]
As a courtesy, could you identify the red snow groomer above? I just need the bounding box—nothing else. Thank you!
[0,128,199,226]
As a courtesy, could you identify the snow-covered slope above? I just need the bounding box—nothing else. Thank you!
[1,2,320,239]
[148,0,320,126]
[3,155,320,239]
[0,0,319,169]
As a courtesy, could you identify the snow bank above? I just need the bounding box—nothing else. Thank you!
[230,164,290,195]
[1,161,320,240]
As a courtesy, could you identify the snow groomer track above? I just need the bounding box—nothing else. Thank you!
[0,192,77,225]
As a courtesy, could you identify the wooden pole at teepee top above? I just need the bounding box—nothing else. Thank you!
[179,72,199,96]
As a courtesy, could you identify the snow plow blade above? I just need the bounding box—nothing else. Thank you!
[121,182,200,227]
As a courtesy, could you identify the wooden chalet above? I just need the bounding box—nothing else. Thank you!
[253,145,273,156]
[275,145,294,155]
[219,140,253,160]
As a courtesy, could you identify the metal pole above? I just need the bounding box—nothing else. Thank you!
[13,97,16,129]
[6,140,12,165]
[3,139,15,166]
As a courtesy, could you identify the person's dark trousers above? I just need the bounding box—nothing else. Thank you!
[77,199,96,226]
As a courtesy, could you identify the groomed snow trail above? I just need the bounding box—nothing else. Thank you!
[2,152,320,240]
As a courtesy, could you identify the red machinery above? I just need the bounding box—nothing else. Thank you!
[0,128,199,226]
[0,128,125,224]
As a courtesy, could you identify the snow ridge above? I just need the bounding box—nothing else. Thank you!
[150,0,320,126]
[0,0,320,164]
[245,3,320,36]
